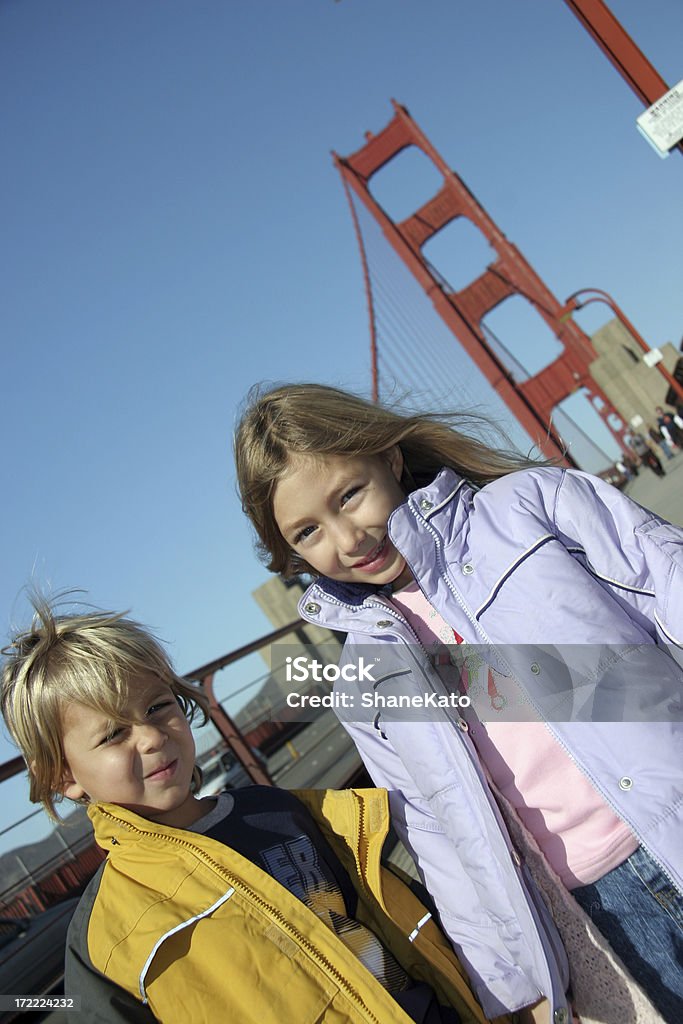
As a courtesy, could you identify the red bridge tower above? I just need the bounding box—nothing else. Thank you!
[334,101,628,464]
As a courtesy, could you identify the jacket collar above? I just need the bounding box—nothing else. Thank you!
[88,800,186,851]
[400,467,471,524]
[314,577,383,606]
[88,790,391,904]
[88,788,390,848]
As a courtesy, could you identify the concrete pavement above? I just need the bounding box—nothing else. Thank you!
[622,449,683,526]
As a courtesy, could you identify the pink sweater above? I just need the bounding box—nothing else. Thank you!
[390,583,637,888]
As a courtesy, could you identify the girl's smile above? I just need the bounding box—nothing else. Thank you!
[272,449,414,589]
[352,534,390,572]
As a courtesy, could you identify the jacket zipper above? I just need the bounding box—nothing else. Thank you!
[98,808,384,1024]
[397,494,682,894]
[398,502,489,644]
[309,528,559,1008]
[537,719,681,893]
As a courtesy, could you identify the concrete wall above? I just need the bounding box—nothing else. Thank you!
[589,318,678,431]
[249,576,342,714]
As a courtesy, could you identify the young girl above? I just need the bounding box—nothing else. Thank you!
[235,382,683,1024]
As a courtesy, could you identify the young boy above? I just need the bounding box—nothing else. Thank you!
[0,598,497,1024]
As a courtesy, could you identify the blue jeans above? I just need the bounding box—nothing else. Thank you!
[573,846,683,1023]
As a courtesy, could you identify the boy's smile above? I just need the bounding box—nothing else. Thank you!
[60,672,207,828]
[273,449,413,589]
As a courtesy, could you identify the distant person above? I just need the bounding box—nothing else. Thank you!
[1,596,490,1024]
[236,382,683,1023]
[647,423,674,460]
[631,432,665,477]
[622,451,639,477]
[656,405,683,447]
[614,458,632,481]
[664,341,683,419]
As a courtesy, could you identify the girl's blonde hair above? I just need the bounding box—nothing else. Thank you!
[1,595,209,821]
[235,382,539,577]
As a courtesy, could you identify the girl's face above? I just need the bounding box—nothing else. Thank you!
[273,448,413,588]
[59,672,205,828]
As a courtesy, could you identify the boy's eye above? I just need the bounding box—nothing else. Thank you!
[148,699,174,716]
[340,486,361,506]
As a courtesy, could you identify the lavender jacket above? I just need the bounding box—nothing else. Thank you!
[298,467,683,1022]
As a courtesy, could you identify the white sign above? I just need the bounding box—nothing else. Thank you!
[636,79,683,157]
[630,414,644,429]
[643,347,663,367]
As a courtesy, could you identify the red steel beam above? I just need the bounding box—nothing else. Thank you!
[562,0,682,155]
[201,672,273,787]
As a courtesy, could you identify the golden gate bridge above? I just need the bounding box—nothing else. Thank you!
[1,1,682,1007]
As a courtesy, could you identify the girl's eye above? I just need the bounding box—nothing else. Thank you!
[293,524,316,545]
[100,726,124,746]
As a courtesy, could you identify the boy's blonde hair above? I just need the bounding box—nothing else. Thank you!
[1,596,209,821]
[234,382,538,578]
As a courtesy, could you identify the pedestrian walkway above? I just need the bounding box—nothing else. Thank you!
[623,450,683,526]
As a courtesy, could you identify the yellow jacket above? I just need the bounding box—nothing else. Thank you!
[65,788,501,1024]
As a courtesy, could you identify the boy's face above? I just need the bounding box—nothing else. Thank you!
[60,672,203,829]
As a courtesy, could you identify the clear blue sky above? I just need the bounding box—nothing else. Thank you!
[1,0,682,842]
